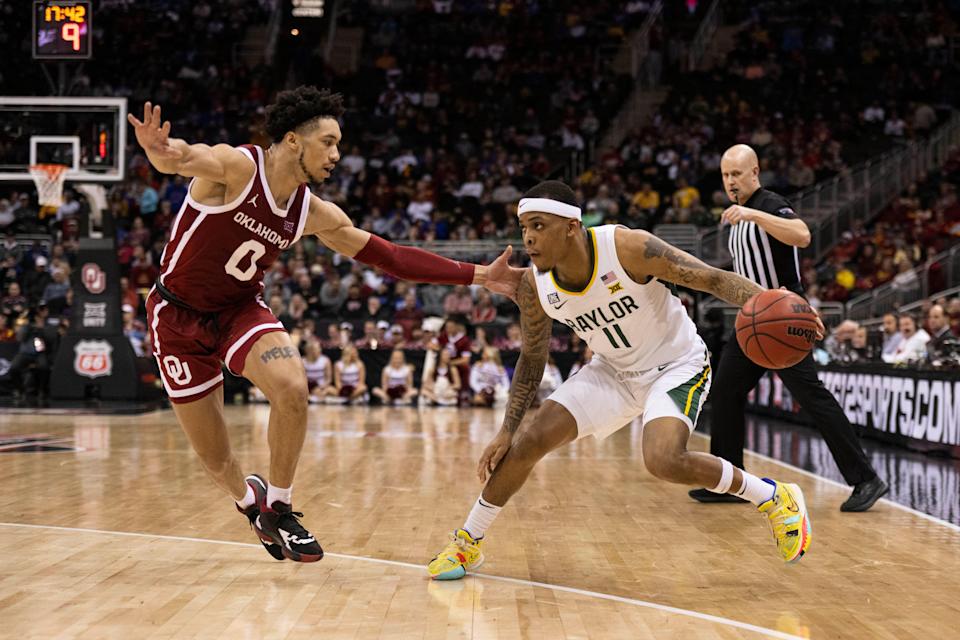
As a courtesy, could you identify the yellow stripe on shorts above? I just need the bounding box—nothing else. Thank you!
[683,366,710,416]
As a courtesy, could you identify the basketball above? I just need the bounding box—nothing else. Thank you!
[735,290,819,369]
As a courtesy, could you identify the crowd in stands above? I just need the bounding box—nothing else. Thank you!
[821,299,960,369]
[806,151,960,305]
[596,0,957,230]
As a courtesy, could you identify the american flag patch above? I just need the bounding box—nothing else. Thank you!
[283,220,295,233]
[601,271,618,284]
[547,292,560,305]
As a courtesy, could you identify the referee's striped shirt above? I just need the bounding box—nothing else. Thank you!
[727,188,803,294]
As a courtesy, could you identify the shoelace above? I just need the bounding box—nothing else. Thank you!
[450,533,471,550]
[277,510,311,538]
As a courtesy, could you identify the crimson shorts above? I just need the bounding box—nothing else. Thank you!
[146,288,286,404]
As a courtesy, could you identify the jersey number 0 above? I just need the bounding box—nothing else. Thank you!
[224,239,266,281]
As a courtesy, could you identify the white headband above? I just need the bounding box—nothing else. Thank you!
[517,197,582,221]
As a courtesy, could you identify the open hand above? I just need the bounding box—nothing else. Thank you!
[483,245,524,301]
[477,429,513,482]
[127,102,182,162]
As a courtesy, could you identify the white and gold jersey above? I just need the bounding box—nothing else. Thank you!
[532,225,701,372]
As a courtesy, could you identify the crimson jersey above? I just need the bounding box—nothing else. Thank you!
[158,145,310,311]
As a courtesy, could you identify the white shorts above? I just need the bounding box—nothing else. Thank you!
[549,345,711,440]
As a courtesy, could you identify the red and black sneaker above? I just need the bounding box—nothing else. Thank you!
[236,474,285,561]
[254,501,324,562]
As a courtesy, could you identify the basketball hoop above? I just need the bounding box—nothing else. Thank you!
[29,163,69,208]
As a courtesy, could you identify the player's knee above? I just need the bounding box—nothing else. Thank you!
[198,450,235,477]
[511,428,553,464]
[643,449,684,482]
[267,375,309,411]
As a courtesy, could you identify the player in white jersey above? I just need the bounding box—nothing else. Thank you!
[428,181,821,579]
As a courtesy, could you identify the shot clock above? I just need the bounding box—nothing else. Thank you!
[33,0,92,59]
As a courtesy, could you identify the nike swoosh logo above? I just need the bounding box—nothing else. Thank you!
[657,364,669,371]
[552,300,568,310]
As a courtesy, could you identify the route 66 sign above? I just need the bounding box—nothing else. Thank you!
[74,340,113,378]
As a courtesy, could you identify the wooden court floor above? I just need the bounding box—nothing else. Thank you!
[1,405,957,639]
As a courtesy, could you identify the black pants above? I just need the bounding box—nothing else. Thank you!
[708,338,875,486]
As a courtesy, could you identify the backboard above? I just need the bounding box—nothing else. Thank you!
[0,96,126,182]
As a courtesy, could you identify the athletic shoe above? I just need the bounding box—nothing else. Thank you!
[757,479,812,564]
[840,476,889,512]
[688,488,749,503]
[255,501,324,562]
[427,528,485,580]
[236,474,285,561]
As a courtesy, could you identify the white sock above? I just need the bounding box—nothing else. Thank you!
[236,482,256,510]
[462,496,502,539]
[734,471,777,505]
[267,483,292,507]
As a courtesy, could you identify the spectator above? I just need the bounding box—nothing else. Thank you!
[333,344,368,404]
[494,322,523,350]
[41,267,70,306]
[340,284,367,321]
[23,256,51,305]
[123,303,146,357]
[439,315,472,384]
[303,340,334,404]
[394,290,425,339]
[363,295,390,325]
[883,313,930,364]
[469,346,509,406]
[372,349,418,406]
[471,289,497,325]
[9,305,57,403]
[926,304,953,359]
[443,285,474,316]
[421,348,461,406]
[537,356,564,404]
[880,312,903,359]
[320,271,349,314]
[632,182,660,215]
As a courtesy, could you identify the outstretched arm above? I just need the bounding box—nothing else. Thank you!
[477,270,552,480]
[127,102,250,181]
[615,227,763,306]
[303,195,523,297]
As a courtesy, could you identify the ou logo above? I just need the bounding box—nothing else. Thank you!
[163,355,193,385]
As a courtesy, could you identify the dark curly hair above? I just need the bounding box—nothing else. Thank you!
[264,86,345,142]
[523,180,578,206]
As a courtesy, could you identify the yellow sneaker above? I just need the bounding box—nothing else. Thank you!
[758,480,812,564]
[427,529,484,580]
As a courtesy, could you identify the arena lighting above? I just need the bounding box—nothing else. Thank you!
[291,28,300,36]
[291,0,324,18]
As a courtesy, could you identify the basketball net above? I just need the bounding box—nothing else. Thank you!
[29,163,69,208]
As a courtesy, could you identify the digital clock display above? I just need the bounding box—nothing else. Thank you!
[33,0,92,59]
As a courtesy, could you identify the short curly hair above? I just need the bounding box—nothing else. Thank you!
[523,180,578,206]
[264,86,345,142]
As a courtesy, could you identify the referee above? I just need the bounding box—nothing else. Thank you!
[689,144,889,512]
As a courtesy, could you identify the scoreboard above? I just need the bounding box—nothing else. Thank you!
[33,0,92,59]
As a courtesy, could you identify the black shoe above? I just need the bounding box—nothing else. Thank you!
[688,488,749,503]
[237,474,285,561]
[255,500,324,562]
[840,476,889,512]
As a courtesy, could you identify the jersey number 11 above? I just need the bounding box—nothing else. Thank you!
[602,323,631,349]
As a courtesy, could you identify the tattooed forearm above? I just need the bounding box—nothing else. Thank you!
[704,269,764,306]
[260,346,298,364]
[639,232,762,305]
[502,273,551,434]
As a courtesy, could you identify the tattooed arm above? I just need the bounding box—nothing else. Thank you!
[477,269,552,481]
[614,227,764,306]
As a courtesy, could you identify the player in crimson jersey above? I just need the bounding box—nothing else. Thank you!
[128,86,522,562]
